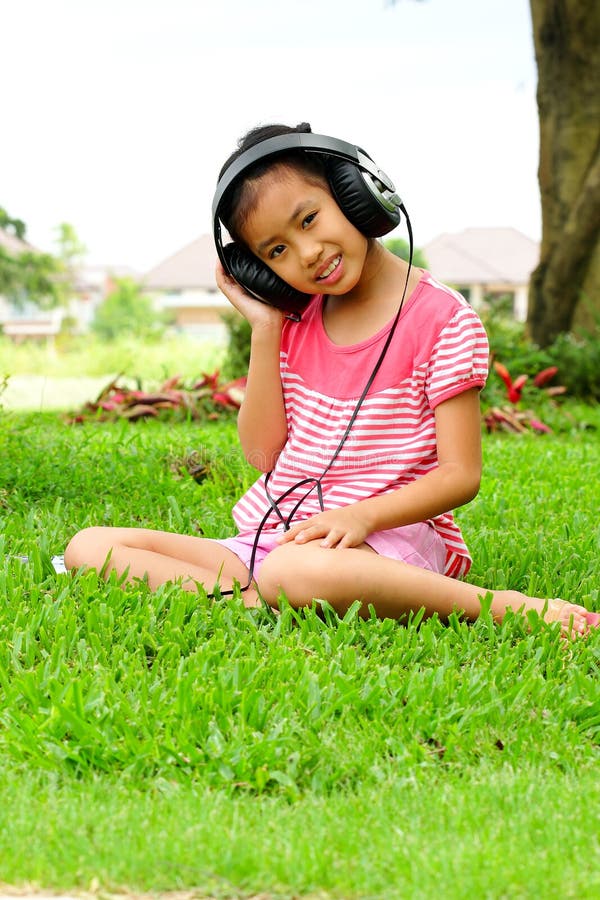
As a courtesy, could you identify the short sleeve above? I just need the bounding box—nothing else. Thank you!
[425,303,489,409]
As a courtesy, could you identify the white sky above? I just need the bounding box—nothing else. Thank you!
[2,0,539,273]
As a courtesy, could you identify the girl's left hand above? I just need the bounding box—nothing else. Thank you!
[277,507,372,549]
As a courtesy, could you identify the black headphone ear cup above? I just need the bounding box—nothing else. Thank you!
[223,243,313,314]
[326,157,400,238]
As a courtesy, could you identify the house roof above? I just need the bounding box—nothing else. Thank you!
[422,227,539,285]
[143,234,217,290]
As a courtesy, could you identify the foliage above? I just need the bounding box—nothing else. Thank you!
[483,311,600,402]
[482,362,568,434]
[383,236,428,268]
[0,373,8,410]
[91,277,170,341]
[0,207,64,309]
[0,247,63,309]
[54,222,87,271]
[483,311,543,371]
[53,222,88,307]
[67,371,246,424]
[221,309,252,379]
[0,207,26,238]
[544,327,600,403]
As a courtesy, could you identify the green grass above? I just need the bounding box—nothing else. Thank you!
[1,408,599,898]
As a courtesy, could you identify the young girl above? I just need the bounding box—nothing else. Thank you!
[65,122,597,637]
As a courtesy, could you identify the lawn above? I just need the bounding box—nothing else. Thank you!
[0,405,599,899]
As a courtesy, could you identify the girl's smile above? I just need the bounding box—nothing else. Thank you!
[316,254,343,284]
[239,167,371,296]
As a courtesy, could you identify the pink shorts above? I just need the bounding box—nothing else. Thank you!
[210,521,446,580]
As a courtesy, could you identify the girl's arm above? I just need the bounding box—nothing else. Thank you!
[360,387,482,530]
[216,264,288,471]
[238,323,288,471]
[278,388,483,547]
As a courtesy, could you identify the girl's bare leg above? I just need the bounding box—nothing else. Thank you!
[64,526,263,607]
[257,541,594,636]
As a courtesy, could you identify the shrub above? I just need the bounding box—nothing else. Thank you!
[544,331,600,402]
[221,311,251,379]
[92,277,170,341]
[482,311,600,402]
[67,372,246,424]
[383,237,428,268]
[0,373,8,410]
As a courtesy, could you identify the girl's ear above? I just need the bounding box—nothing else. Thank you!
[326,157,401,237]
[223,243,313,313]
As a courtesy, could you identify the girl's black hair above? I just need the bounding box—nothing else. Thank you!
[218,122,328,244]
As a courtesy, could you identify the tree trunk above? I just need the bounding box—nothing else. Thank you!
[528,0,600,346]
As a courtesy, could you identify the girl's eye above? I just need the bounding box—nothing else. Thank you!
[269,244,285,260]
[302,212,317,228]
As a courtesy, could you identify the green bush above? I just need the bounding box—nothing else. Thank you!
[544,331,600,402]
[383,237,428,269]
[92,277,170,341]
[483,311,600,402]
[0,373,8,410]
[221,311,251,379]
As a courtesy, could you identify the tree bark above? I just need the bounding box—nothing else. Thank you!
[528,0,600,345]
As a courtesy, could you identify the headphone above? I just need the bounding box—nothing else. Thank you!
[212,132,406,315]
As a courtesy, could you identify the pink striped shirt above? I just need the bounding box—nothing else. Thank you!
[232,271,489,577]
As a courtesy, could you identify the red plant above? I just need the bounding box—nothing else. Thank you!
[67,371,247,424]
[493,362,528,403]
[533,366,559,388]
[484,361,566,435]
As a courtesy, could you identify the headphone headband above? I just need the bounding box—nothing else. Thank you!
[212,132,397,223]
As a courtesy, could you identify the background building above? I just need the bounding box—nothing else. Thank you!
[143,234,229,340]
[422,227,539,321]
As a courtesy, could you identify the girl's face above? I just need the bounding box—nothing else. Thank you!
[239,167,370,296]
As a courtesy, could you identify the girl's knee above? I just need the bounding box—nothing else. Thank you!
[258,545,333,607]
[64,526,114,570]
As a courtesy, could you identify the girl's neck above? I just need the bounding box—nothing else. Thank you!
[322,243,421,345]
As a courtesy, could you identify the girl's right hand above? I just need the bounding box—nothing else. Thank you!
[215,262,283,331]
